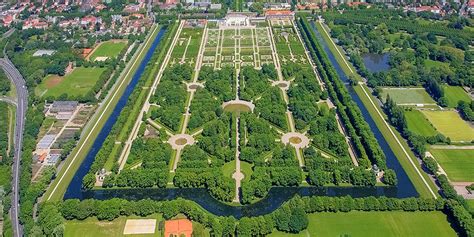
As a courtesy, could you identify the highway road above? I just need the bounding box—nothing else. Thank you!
[0,57,27,237]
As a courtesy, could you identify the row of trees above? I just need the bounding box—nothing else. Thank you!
[82,24,177,190]
[298,17,387,170]
[52,194,462,236]
[151,64,190,132]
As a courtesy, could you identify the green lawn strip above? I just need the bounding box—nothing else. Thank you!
[90,41,128,60]
[421,110,474,142]
[7,104,15,153]
[404,109,437,137]
[44,25,162,201]
[429,148,474,182]
[269,211,456,237]
[240,161,253,182]
[64,214,163,237]
[221,161,236,178]
[104,143,123,171]
[316,21,437,198]
[442,85,471,108]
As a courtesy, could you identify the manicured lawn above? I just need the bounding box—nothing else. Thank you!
[222,161,253,182]
[90,40,127,61]
[424,59,449,70]
[430,148,474,182]
[64,214,162,237]
[269,211,456,237]
[404,109,437,137]
[380,87,436,105]
[37,67,106,98]
[442,85,471,108]
[421,110,474,142]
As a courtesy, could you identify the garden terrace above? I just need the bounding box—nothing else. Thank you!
[86,18,391,205]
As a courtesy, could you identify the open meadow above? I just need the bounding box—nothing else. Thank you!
[269,211,457,237]
[36,67,106,98]
[404,109,437,137]
[89,40,128,61]
[421,110,474,142]
[430,148,474,182]
[442,85,471,108]
[380,87,436,105]
[64,214,163,237]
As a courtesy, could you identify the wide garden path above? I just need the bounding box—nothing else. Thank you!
[169,23,209,172]
[268,25,305,168]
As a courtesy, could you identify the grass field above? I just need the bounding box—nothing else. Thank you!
[222,161,253,182]
[430,148,474,182]
[424,59,449,70]
[315,21,438,198]
[90,40,127,61]
[404,109,437,137]
[37,67,106,98]
[64,214,162,237]
[380,88,436,105]
[442,85,471,108]
[421,110,474,142]
[269,211,456,237]
[43,25,166,202]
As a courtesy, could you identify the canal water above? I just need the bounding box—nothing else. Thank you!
[64,27,167,199]
[309,21,417,198]
[362,53,390,73]
[64,23,418,219]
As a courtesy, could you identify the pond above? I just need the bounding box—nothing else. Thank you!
[362,53,390,73]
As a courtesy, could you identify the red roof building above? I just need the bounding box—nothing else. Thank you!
[164,219,193,237]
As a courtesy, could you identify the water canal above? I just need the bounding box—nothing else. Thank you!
[64,23,418,219]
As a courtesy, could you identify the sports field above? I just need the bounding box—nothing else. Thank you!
[442,85,471,108]
[269,211,456,237]
[421,110,474,142]
[404,109,437,137]
[90,40,128,61]
[380,88,436,105]
[36,67,106,98]
[64,214,163,237]
[430,148,474,182]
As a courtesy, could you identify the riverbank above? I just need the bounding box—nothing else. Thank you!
[43,25,162,202]
[313,20,438,198]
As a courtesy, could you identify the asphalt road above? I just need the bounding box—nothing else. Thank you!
[0,57,27,237]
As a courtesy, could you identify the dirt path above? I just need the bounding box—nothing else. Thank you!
[232,116,244,203]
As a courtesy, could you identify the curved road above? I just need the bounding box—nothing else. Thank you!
[0,57,27,237]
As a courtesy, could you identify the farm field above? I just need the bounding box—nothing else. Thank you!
[89,40,128,61]
[404,109,437,137]
[421,110,474,142]
[380,87,436,105]
[442,85,471,108]
[64,214,163,237]
[269,211,456,237]
[429,148,474,182]
[36,67,106,98]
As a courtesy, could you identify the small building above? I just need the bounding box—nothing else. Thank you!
[264,10,295,20]
[50,101,78,113]
[33,49,56,57]
[164,219,193,237]
[37,134,56,149]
